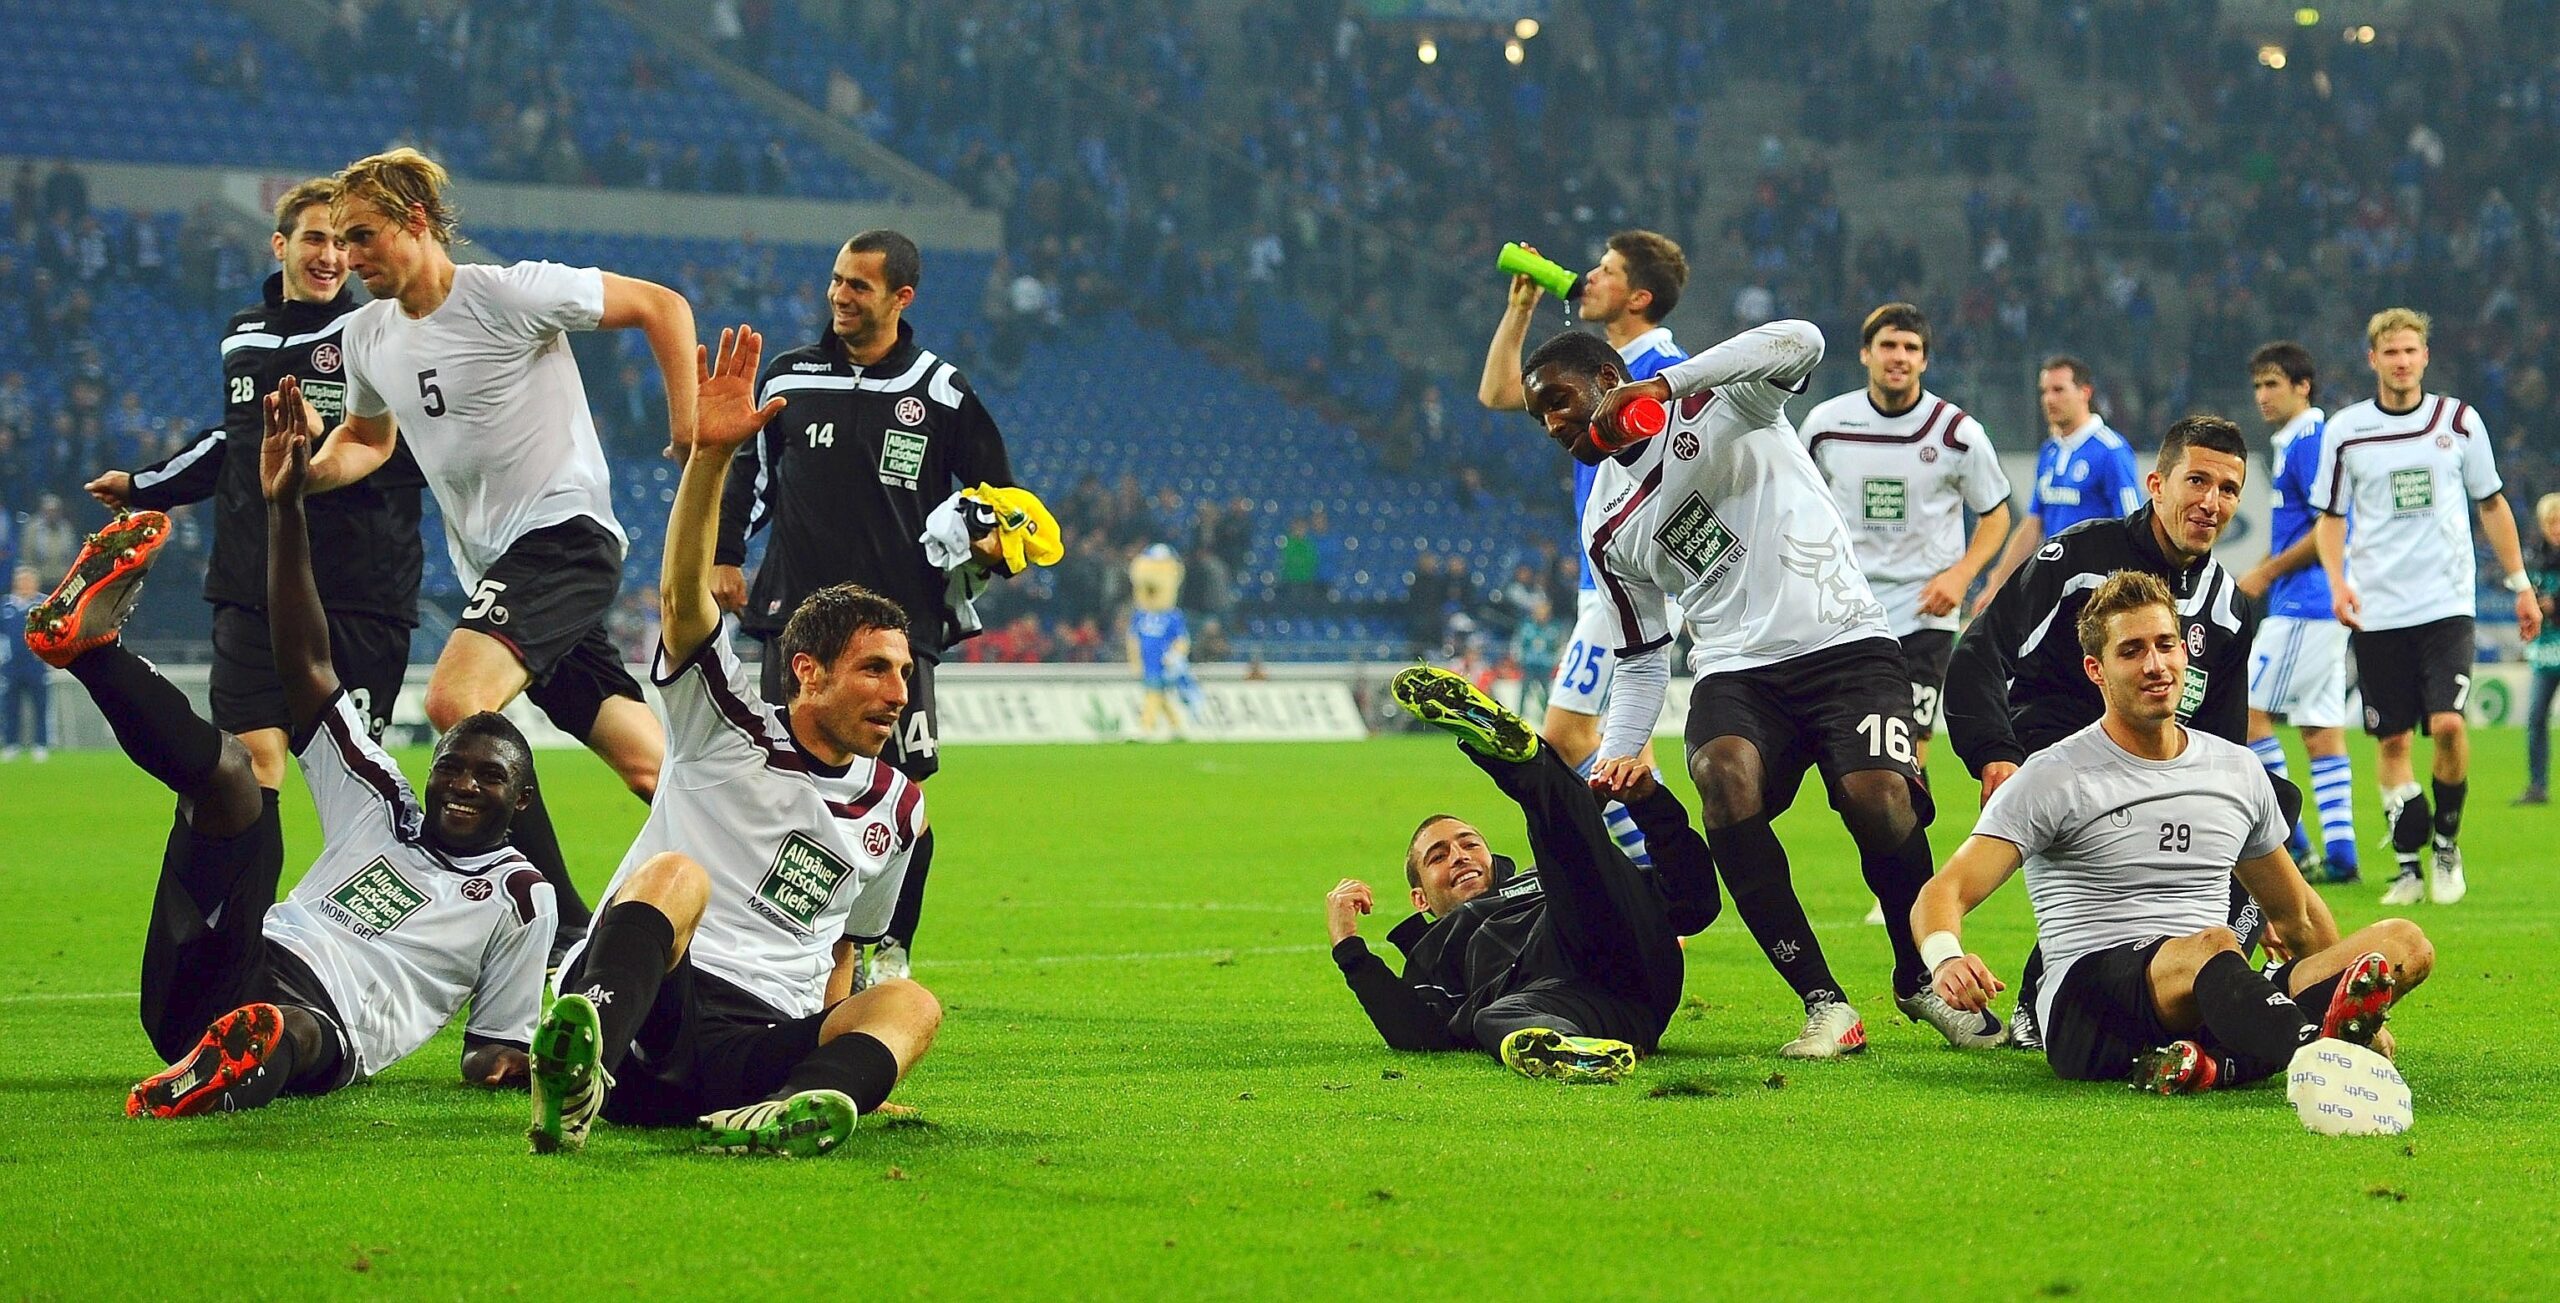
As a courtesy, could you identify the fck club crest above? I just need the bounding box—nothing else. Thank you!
[1671,430,1700,460]
[311,342,342,373]
[863,823,893,858]
[2187,624,2206,657]
[462,877,493,901]
[894,396,927,427]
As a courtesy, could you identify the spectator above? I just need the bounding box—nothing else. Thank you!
[1,564,50,761]
[17,495,77,587]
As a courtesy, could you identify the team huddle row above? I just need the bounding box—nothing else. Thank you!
[29,148,1026,1158]
[1328,232,2520,1110]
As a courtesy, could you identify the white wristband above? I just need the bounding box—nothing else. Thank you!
[1919,930,1965,973]
[2504,571,2532,595]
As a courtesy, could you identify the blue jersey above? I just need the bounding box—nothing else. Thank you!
[0,595,45,681]
[1573,327,1686,590]
[1131,607,1189,686]
[2264,407,2332,620]
[2033,418,2142,538]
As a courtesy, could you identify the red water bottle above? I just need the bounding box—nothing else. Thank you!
[1591,395,1668,453]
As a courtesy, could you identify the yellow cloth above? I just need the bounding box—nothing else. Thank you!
[966,483,1064,573]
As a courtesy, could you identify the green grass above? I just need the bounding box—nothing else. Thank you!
[2,732,2554,1299]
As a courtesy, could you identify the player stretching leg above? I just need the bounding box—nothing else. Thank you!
[1478,231,1688,865]
[1916,572,2434,1096]
[2234,342,2359,883]
[23,398,554,1117]
[532,328,940,1157]
[292,149,699,947]
[1527,322,2002,1056]
[1324,666,1718,1080]
[1799,304,2013,922]
[2313,309,2540,907]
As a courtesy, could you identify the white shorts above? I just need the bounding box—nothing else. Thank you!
[1550,588,1680,717]
[2248,615,2351,728]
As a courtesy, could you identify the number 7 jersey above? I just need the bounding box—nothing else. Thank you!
[1581,319,1893,677]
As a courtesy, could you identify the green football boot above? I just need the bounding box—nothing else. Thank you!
[529,992,609,1154]
[696,1089,859,1158]
[1499,1027,1637,1084]
[1391,665,1539,762]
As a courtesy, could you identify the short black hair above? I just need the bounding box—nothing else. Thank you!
[438,710,533,786]
[2156,414,2249,474]
[1404,813,1468,888]
[2041,355,2092,389]
[779,583,910,672]
[1522,329,1625,383]
[845,229,921,292]
[1607,230,1687,324]
[2248,340,2317,394]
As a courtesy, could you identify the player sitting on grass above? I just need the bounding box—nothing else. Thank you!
[1913,571,2435,1095]
[1324,666,1720,1082]
[22,407,557,1119]
[530,327,941,1158]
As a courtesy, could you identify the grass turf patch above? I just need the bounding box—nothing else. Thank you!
[0,733,2553,1298]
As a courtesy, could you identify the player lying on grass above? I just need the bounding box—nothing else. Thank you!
[1913,570,2435,1094]
[19,408,557,1118]
[530,327,941,1158]
[1325,666,1720,1082]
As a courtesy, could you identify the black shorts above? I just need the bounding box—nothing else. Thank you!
[556,950,827,1126]
[760,639,941,781]
[2352,616,2475,738]
[463,519,642,741]
[1684,636,1929,818]
[210,604,410,739]
[2042,938,2178,1081]
[1898,628,1957,736]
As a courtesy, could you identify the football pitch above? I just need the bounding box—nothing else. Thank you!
[2,732,2553,1299]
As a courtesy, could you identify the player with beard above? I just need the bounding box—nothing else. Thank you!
[1916,570,2432,1095]
[20,398,554,1118]
[530,328,942,1158]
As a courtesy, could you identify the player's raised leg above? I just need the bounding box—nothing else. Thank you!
[533,851,709,1153]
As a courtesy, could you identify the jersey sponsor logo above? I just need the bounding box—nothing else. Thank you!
[1652,492,1745,586]
[311,341,342,374]
[2043,485,2083,505]
[323,857,430,938]
[1671,429,1699,460]
[1861,477,1908,523]
[462,877,493,901]
[895,395,928,427]
[879,429,929,490]
[300,378,347,426]
[2177,664,2208,722]
[863,822,893,858]
[756,831,856,933]
[2390,467,2434,515]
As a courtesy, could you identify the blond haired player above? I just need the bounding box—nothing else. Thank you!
[2311,308,2541,906]
[280,148,701,944]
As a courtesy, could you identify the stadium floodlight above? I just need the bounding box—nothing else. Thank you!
[1505,38,1525,64]
[2259,44,2289,69]
[1514,18,1540,40]
[2356,25,2376,42]
[2294,7,2320,25]
[1417,36,1438,64]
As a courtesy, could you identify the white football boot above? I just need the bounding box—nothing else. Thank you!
[1778,1000,1867,1059]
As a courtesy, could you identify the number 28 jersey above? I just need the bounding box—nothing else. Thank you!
[1581,319,1892,677]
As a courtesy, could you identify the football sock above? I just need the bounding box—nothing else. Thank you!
[2430,778,2467,845]
[1862,825,1934,997]
[773,1032,899,1114]
[1704,815,1845,1009]
[2310,753,2358,873]
[884,827,935,949]
[2192,949,2316,1085]
[509,779,590,930]
[66,643,221,796]
[576,901,675,1073]
[1603,801,1653,868]
[2381,781,2428,876]
[2250,738,2310,859]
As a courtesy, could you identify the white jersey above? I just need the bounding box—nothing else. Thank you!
[2310,394,2500,631]
[262,691,557,1080]
[1582,319,1891,677]
[1973,721,2286,1031]
[342,261,626,588]
[1799,388,2012,637]
[582,626,921,1019]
